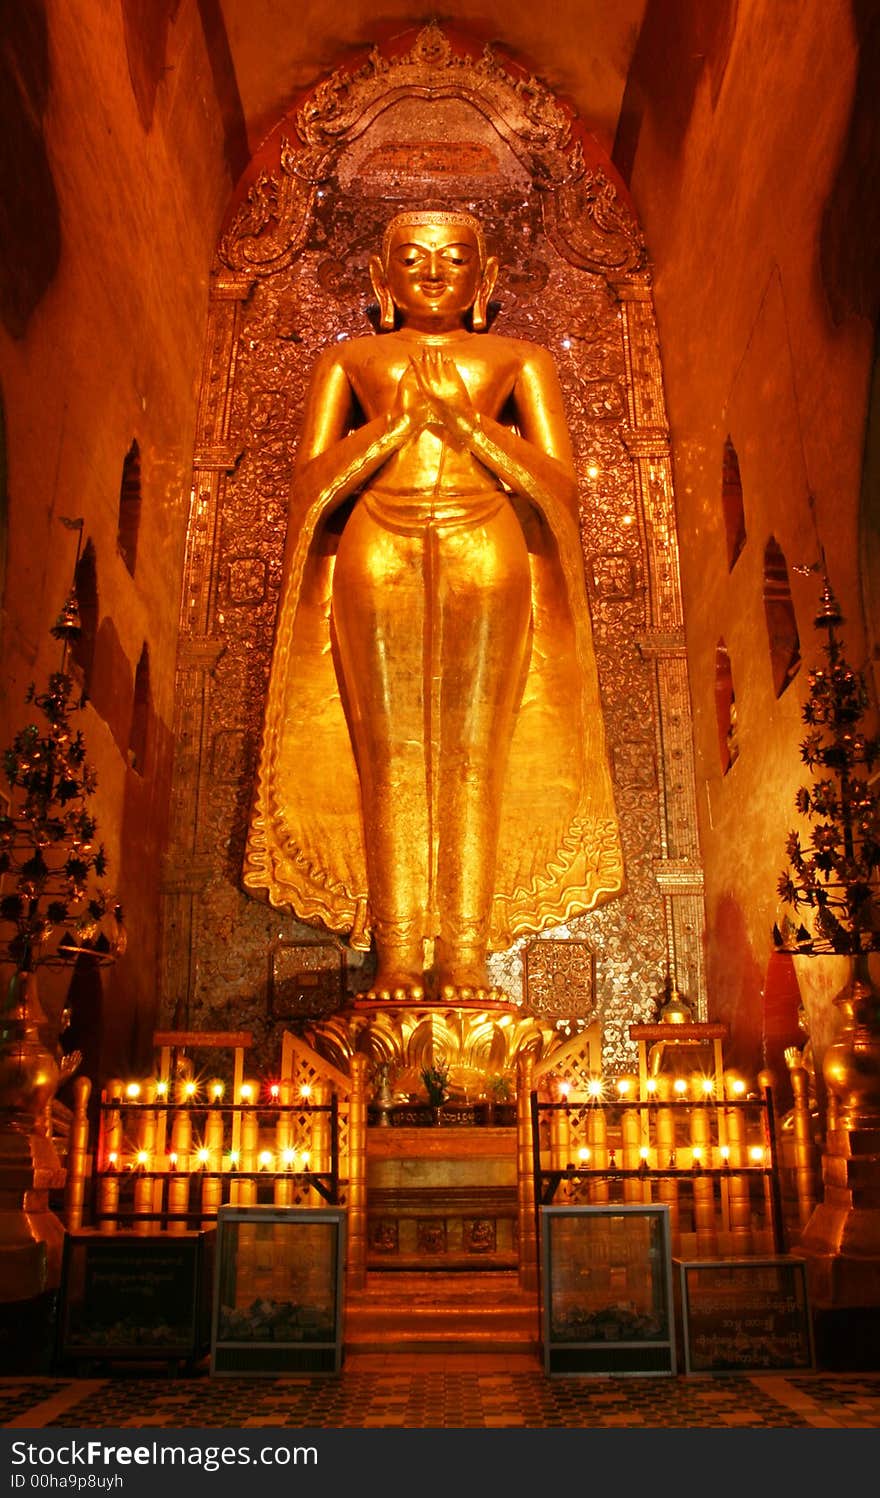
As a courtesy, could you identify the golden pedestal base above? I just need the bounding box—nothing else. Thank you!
[308,1002,556,1095]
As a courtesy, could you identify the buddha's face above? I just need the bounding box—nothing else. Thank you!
[382,222,483,329]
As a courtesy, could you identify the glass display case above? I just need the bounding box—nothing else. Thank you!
[57,1229,215,1370]
[542,1204,675,1375]
[211,1206,345,1374]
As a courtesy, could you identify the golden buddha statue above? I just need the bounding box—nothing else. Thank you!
[244,209,624,1002]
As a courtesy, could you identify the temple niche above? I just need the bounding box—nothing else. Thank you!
[161,25,706,1075]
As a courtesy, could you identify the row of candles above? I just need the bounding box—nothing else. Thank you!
[563,1143,768,1171]
[95,1076,332,1230]
[107,1077,315,1106]
[554,1073,750,1104]
[544,1071,779,1253]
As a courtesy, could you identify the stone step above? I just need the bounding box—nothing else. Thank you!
[345,1271,539,1352]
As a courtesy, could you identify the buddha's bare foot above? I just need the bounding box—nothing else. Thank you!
[434,940,490,995]
[363,942,425,1003]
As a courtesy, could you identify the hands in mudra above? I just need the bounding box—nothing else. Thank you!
[392,351,478,446]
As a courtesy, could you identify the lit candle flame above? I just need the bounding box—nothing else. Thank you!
[259,1150,274,1170]
[125,1082,141,1100]
[299,1084,312,1100]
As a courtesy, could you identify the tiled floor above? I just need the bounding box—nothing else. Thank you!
[3,1359,880,1429]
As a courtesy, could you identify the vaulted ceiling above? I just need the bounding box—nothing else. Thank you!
[218,0,648,157]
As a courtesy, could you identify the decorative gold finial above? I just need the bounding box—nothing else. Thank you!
[814,575,843,630]
[50,590,81,642]
[660,983,692,1024]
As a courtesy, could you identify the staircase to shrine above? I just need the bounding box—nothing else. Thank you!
[345,1120,540,1353]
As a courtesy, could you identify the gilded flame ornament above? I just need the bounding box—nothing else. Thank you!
[244,209,624,1000]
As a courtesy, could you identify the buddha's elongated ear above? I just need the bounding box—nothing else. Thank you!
[369,255,395,331]
[472,256,499,331]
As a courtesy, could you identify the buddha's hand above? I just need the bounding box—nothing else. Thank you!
[390,361,428,425]
[409,351,477,446]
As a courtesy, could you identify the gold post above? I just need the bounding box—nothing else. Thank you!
[654,1077,679,1254]
[311,1081,331,1205]
[724,1072,752,1255]
[587,1101,609,1205]
[64,1076,91,1231]
[239,1082,258,1209]
[618,1076,641,1204]
[133,1081,158,1235]
[346,1054,368,1292]
[167,1079,192,1235]
[689,1090,717,1257]
[274,1081,293,1208]
[549,1078,571,1202]
[789,1064,817,1230]
[98,1079,123,1234]
[201,1104,225,1226]
[516,1052,538,1293]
